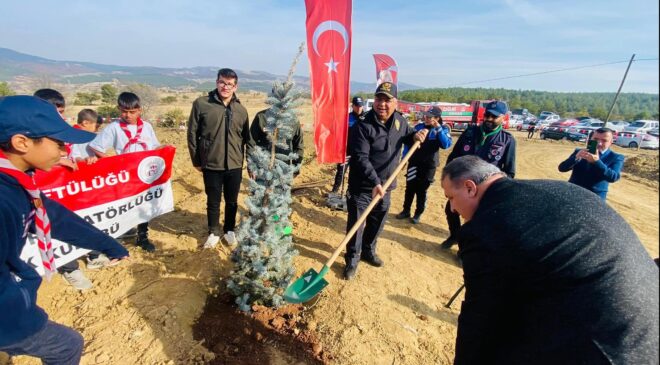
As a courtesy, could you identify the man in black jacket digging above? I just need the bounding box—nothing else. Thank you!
[441,155,658,364]
[343,82,428,280]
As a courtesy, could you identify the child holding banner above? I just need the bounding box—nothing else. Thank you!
[34,89,96,289]
[89,92,160,252]
[0,95,129,364]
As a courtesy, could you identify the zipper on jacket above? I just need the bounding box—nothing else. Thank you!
[224,106,231,170]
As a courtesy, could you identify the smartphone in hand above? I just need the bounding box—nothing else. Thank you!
[587,139,598,154]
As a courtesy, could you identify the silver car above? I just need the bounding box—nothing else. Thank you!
[624,120,659,134]
[605,120,629,132]
[614,131,659,149]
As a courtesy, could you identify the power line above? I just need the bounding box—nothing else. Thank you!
[444,58,659,88]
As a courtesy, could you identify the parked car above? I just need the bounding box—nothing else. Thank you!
[539,119,580,140]
[614,131,659,149]
[565,131,589,142]
[567,119,604,134]
[606,120,629,132]
[623,120,659,134]
[536,114,560,129]
[648,128,659,137]
[509,118,523,130]
[515,114,538,131]
[539,111,559,119]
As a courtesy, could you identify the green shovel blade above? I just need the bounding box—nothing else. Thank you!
[283,266,329,303]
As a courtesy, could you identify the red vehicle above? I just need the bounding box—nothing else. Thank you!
[396,99,510,130]
[445,100,510,130]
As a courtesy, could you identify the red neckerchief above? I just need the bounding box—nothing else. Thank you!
[0,151,56,278]
[119,118,148,153]
[64,124,83,157]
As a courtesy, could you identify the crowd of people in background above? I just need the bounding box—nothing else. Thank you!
[0,67,657,364]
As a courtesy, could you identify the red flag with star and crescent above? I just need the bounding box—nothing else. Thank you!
[304,0,352,164]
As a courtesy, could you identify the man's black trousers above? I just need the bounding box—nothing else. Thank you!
[344,190,390,267]
[202,168,242,235]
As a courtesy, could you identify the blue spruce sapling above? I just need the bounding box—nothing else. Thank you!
[227,44,305,311]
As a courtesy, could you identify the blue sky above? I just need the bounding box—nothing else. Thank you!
[1,0,658,92]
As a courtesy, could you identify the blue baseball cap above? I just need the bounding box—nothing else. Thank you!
[0,96,95,143]
[485,100,508,117]
[425,106,443,118]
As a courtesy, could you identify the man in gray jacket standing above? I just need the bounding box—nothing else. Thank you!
[187,68,252,248]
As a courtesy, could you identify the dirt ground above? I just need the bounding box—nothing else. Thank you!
[4,95,658,365]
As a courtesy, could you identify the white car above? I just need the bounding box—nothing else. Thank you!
[606,120,629,132]
[539,111,559,119]
[614,131,659,149]
[623,120,659,134]
[536,114,560,128]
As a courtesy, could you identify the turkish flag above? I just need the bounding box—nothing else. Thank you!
[373,54,398,86]
[305,0,352,164]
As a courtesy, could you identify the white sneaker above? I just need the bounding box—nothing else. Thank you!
[223,231,238,246]
[62,269,93,290]
[204,233,220,248]
[86,254,111,270]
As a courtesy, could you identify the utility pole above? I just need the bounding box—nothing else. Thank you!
[604,54,635,126]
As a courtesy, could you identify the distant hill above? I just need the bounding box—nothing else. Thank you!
[0,47,421,93]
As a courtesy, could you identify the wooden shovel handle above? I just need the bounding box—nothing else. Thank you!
[324,140,422,268]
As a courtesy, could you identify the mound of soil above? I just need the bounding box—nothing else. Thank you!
[624,154,659,182]
[193,293,330,365]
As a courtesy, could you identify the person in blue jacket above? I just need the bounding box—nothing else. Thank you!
[396,106,452,224]
[558,127,624,200]
[0,96,129,364]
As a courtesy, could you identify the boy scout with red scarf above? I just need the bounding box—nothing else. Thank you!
[89,92,160,252]
[0,95,129,364]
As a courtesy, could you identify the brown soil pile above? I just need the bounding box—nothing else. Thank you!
[193,293,329,365]
[623,154,659,182]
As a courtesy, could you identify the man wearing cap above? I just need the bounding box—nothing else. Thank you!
[440,156,658,364]
[440,100,516,250]
[330,96,366,195]
[0,96,129,363]
[343,82,428,280]
[395,106,452,224]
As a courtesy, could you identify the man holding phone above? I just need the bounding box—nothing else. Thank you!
[558,128,624,200]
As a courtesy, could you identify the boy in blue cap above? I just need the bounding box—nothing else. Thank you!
[0,96,129,364]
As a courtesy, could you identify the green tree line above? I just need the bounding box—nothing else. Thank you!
[356,87,659,121]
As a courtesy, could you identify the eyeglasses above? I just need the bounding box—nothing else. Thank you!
[217,80,236,89]
[484,112,499,119]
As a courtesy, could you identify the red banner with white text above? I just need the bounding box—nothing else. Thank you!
[305,0,352,163]
[20,147,176,275]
